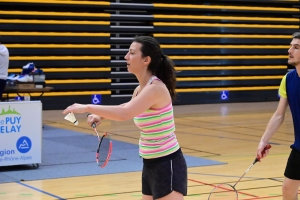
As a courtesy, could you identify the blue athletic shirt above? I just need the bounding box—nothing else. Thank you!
[279,69,300,152]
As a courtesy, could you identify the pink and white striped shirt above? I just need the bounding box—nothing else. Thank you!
[133,76,179,159]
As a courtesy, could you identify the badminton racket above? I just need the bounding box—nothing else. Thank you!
[208,144,272,200]
[88,116,112,168]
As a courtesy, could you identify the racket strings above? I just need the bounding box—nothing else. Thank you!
[88,117,114,169]
[94,129,112,168]
[209,184,238,200]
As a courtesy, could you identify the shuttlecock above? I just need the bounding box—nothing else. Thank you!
[64,112,78,125]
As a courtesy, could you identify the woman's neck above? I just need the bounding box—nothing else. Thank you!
[137,74,153,87]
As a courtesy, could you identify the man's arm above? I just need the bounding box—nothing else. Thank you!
[257,97,288,159]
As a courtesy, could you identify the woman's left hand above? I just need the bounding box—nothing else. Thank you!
[62,103,88,114]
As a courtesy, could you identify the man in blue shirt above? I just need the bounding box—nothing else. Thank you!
[257,31,300,200]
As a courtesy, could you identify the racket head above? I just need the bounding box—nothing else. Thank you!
[96,132,112,168]
[208,183,238,200]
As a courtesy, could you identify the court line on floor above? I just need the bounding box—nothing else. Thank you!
[188,171,265,179]
[244,195,282,200]
[16,181,66,200]
[243,191,300,200]
[188,172,286,186]
[188,178,259,198]
[188,178,298,199]
[176,117,292,143]
[178,129,283,147]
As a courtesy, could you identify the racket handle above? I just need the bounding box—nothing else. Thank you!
[87,114,97,128]
[254,144,272,163]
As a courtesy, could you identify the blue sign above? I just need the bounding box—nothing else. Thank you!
[15,96,24,101]
[16,136,32,154]
[220,91,229,100]
[92,94,101,105]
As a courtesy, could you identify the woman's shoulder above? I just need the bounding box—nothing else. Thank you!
[148,80,168,93]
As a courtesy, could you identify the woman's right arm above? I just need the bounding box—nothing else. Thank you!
[86,85,140,126]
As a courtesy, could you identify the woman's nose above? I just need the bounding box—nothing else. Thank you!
[124,52,129,60]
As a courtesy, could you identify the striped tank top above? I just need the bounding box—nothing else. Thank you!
[133,76,180,159]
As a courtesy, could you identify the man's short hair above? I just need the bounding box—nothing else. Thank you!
[292,32,300,39]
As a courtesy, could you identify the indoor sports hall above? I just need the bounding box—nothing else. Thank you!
[0,0,299,199]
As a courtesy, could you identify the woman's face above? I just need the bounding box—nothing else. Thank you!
[124,42,146,74]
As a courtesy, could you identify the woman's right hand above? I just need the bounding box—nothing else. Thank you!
[87,114,101,127]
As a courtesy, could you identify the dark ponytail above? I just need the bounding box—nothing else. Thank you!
[132,36,177,100]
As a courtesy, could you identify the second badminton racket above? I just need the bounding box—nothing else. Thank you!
[208,144,272,200]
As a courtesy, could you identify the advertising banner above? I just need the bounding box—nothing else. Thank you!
[0,101,42,166]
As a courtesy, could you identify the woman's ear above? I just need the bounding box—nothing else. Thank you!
[143,56,151,65]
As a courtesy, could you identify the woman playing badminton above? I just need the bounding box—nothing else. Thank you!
[62,36,187,200]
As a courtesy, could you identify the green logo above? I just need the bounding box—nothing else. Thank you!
[0,106,20,116]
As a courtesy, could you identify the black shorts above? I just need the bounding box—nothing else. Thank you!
[284,147,300,180]
[142,149,187,199]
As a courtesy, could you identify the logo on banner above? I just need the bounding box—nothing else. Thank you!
[0,106,22,134]
[16,136,32,153]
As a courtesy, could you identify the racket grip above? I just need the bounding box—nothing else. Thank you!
[255,144,272,163]
[87,114,97,128]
